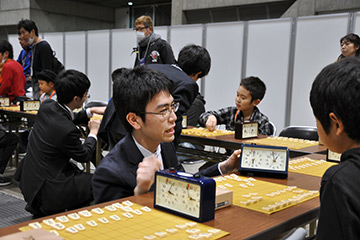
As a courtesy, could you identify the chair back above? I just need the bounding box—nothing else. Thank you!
[279,126,318,141]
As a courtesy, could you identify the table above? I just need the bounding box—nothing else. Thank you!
[0,106,103,169]
[0,107,37,168]
[180,133,327,159]
[0,155,324,240]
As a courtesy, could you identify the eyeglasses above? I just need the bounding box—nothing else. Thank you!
[141,102,179,119]
[134,26,149,31]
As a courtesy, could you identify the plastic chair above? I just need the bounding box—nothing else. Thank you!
[270,121,277,136]
[279,126,318,141]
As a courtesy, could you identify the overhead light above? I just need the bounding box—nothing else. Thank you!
[128,2,133,6]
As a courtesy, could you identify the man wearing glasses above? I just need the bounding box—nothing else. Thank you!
[92,67,241,203]
[133,15,176,66]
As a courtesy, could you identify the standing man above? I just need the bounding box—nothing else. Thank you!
[17,36,32,96]
[133,15,176,66]
[17,70,105,217]
[17,19,55,99]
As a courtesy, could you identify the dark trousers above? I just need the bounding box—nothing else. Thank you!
[0,131,19,174]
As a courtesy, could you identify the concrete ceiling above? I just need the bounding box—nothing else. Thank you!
[68,0,171,8]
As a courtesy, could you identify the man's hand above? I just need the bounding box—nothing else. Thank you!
[134,155,161,196]
[88,119,101,136]
[219,149,241,174]
[205,115,217,132]
[90,106,106,115]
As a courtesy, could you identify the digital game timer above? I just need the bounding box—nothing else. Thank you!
[154,169,216,222]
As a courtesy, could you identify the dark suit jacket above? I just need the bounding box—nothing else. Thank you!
[19,100,96,215]
[148,64,198,147]
[92,133,221,204]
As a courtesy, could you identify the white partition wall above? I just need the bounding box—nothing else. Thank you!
[291,13,349,127]
[8,35,22,60]
[64,31,86,73]
[246,18,292,133]
[205,22,244,112]
[87,30,110,102]
[111,29,136,71]
[353,11,360,35]
[43,32,64,63]
[154,26,168,42]
[170,24,203,88]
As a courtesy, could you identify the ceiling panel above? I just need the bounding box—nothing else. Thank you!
[68,0,171,8]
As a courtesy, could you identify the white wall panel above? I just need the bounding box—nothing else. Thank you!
[205,22,244,112]
[154,26,168,42]
[87,30,110,102]
[111,29,136,71]
[246,18,292,133]
[170,24,203,88]
[43,32,64,63]
[65,31,86,73]
[291,14,348,126]
[353,11,360,36]
[8,34,22,60]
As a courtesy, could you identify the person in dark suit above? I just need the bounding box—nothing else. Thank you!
[97,44,211,150]
[17,70,105,217]
[92,67,241,204]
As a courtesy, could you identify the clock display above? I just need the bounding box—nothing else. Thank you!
[155,175,200,218]
[239,144,289,178]
[242,123,258,138]
[326,149,341,162]
[0,97,10,107]
[154,170,216,222]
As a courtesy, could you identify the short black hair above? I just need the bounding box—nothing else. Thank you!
[240,76,266,102]
[17,19,39,36]
[55,70,90,105]
[35,70,57,84]
[310,57,360,141]
[0,40,14,59]
[112,66,174,133]
[178,44,211,78]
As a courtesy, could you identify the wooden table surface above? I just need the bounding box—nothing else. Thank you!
[0,154,324,240]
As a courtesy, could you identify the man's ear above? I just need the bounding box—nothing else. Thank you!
[126,112,142,130]
[49,82,54,88]
[252,99,261,107]
[189,72,202,81]
[329,112,344,136]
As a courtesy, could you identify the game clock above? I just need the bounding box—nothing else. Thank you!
[0,97,10,107]
[235,121,258,139]
[20,100,40,111]
[239,143,289,179]
[154,169,216,222]
[326,149,341,162]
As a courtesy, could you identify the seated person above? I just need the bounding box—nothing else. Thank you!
[0,40,26,104]
[0,130,18,186]
[36,70,57,103]
[92,67,240,204]
[310,57,360,239]
[199,76,274,135]
[17,70,105,217]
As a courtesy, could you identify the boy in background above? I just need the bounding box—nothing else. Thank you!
[199,76,273,135]
[310,57,360,239]
[36,70,57,103]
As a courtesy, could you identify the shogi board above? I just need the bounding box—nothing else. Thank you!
[214,174,319,215]
[245,136,319,150]
[19,201,229,240]
[182,127,234,137]
[289,157,338,177]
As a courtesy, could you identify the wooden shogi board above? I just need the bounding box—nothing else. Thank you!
[182,127,234,137]
[214,174,319,215]
[289,157,338,177]
[19,201,229,240]
[245,136,319,150]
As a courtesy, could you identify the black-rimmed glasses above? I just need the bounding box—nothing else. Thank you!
[141,102,179,119]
